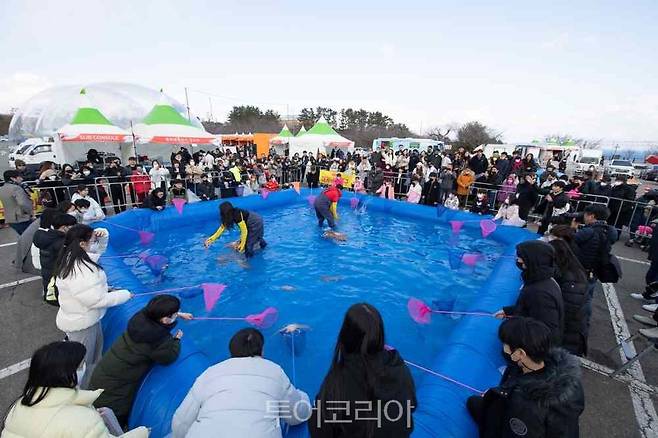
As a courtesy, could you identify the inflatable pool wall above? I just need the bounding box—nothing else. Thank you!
[98,189,534,438]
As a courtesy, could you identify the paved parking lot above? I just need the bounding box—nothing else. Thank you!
[1,226,657,436]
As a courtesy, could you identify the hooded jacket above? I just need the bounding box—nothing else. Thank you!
[89,309,181,423]
[142,190,167,211]
[503,241,565,346]
[33,228,66,278]
[480,348,584,438]
[310,349,417,438]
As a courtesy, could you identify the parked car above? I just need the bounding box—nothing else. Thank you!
[633,162,650,178]
[605,159,635,178]
[643,165,658,181]
[8,140,56,168]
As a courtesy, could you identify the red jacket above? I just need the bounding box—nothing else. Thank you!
[323,185,342,203]
[130,173,151,195]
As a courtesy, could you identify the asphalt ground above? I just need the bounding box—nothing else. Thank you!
[1,221,657,436]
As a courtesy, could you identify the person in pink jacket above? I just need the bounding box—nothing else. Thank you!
[376,180,395,199]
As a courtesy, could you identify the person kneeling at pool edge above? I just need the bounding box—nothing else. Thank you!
[314,184,342,229]
[204,201,267,258]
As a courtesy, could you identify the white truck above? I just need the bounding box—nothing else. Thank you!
[565,149,603,176]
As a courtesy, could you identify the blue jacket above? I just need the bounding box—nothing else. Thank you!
[573,221,618,272]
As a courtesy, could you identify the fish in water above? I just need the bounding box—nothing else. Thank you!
[323,230,347,241]
[280,285,296,291]
[320,275,343,283]
[278,323,311,334]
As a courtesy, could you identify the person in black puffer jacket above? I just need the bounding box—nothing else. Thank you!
[573,204,618,337]
[548,226,589,356]
[496,240,565,347]
[467,317,585,438]
[32,213,77,301]
[89,295,189,426]
[515,173,539,222]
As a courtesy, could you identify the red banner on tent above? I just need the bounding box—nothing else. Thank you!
[149,135,215,144]
[60,133,128,142]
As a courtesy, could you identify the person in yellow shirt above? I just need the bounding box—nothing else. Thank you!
[204,202,266,258]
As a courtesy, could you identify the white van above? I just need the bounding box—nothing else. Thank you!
[565,149,603,176]
[9,139,57,168]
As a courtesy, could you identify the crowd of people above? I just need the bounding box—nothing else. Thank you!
[1,141,657,438]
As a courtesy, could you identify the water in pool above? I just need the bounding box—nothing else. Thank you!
[115,201,505,398]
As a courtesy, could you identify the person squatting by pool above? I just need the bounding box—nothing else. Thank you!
[204,201,267,258]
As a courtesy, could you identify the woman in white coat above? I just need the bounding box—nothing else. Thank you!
[494,194,526,227]
[54,225,132,387]
[171,328,310,438]
[148,160,170,191]
[1,341,148,438]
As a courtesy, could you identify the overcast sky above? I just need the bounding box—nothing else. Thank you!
[1,0,657,144]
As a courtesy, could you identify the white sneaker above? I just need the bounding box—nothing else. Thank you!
[639,327,658,340]
[633,314,658,327]
[631,293,656,302]
[642,304,658,313]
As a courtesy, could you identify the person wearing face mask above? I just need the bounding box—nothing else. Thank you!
[1,341,149,438]
[54,225,133,387]
[72,184,105,224]
[466,317,584,438]
[104,160,127,214]
[149,159,170,191]
[468,146,489,181]
[495,240,565,346]
[32,213,77,303]
[515,173,539,222]
[421,172,440,206]
[0,170,34,236]
[89,295,190,427]
[537,181,570,235]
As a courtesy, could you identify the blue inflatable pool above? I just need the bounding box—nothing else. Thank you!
[98,188,534,437]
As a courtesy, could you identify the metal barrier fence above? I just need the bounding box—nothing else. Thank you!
[11,172,657,239]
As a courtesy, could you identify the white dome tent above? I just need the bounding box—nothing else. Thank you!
[54,89,133,165]
[288,117,354,156]
[8,82,201,141]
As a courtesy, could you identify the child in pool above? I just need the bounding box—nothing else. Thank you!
[204,201,267,258]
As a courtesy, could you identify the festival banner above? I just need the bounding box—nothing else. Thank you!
[319,170,355,188]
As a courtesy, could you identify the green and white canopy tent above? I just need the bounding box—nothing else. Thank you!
[269,124,295,154]
[133,92,217,145]
[289,116,354,156]
[56,89,132,164]
[296,125,307,136]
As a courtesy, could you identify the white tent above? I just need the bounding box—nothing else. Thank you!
[55,89,132,164]
[288,117,354,156]
[133,92,217,162]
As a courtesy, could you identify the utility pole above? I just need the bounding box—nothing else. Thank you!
[208,96,214,122]
[184,87,191,121]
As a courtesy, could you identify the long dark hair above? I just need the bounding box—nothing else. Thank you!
[53,224,102,279]
[21,341,86,406]
[219,201,238,230]
[317,303,385,433]
[549,225,587,283]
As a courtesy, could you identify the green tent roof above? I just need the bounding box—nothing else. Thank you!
[278,124,294,138]
[142,104,193,126]
[306,116,339,136]
[70,107,114,125]
[296,125,307,137]
[69,88,114,125]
